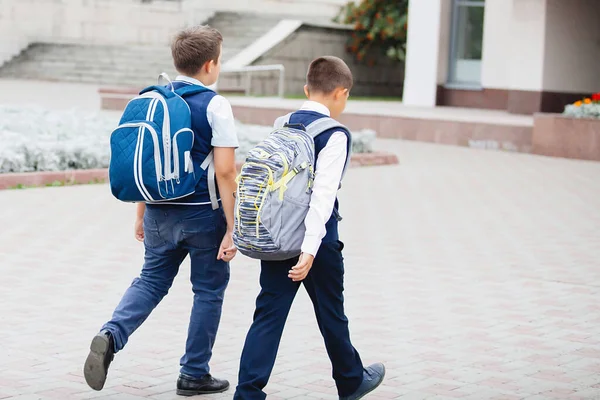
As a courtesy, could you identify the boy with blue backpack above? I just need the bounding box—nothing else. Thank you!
[232,56,385,400]
[84,26,238,396]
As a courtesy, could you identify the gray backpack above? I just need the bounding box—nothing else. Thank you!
[233,115,352,261]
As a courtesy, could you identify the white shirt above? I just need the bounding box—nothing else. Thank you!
[280,101,348,257]
[175,75,239,148]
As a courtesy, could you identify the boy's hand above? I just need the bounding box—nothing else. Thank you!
[289,253,315,282]
[134,218,144,242]
[218,231,237,262]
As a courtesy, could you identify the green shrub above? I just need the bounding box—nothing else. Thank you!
[336,0,409,64]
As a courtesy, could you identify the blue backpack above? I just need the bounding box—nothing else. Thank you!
[109,78,218,209]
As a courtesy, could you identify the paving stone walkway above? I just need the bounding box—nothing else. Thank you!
[1,139,600,400]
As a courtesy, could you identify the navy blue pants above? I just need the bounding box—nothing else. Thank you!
[102,204,229,378]
[234,240,364,399]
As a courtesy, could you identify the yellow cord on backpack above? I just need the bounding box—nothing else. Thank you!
[271,162,309,200]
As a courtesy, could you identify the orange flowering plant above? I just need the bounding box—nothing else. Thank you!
[335,0,409,64]
[564,93,600,119]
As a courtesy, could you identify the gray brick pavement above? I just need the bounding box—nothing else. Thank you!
[1,139,600,399]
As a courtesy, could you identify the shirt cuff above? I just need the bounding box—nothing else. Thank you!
[301,236,322,258]
[211,138,239,148]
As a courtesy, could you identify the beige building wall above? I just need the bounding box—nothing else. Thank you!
[435,0,452,86]
[506,0,547,92]
[433,0,597,113]
[480,0,512,90]
[542,0,600,93]
[475,0,600,94]
[0,0,198,46]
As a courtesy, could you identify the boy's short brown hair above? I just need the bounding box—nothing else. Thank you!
[171,25,223,76]
[306,56,353,95]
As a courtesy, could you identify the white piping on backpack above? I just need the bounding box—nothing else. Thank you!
[137,98,158,201]
[132,125,149,202]
[122,121,162,202]
[134,98,156,202]
[147,99,167,198]
[140,92,172,181]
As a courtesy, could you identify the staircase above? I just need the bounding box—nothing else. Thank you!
[0,44,176,87]
[205,12,285,62]
[0,12,285,87]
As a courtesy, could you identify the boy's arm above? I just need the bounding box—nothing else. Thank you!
[134,203,146,242]
[208,95,239,262]
[289,132,347,281]
[214,147,237,232]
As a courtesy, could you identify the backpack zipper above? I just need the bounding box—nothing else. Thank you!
[172,128,195,181]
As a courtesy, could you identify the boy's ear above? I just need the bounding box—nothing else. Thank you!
[335,87,349,100]
[204,60,214,74]
[304,85,310,98]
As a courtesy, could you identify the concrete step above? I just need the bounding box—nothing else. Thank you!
[0,64,174,79]
[1,58,173,69]
[11,46,237,65]
[26,50,237,64]
[8,72,157,87]
[0,64,176,81]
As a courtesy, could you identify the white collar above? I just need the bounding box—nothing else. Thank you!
[175,75,206,87]
[300,100,331,117]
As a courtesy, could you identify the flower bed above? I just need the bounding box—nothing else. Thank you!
[0,106,377,174]
[563,93,600,119]
[532,94,600,161]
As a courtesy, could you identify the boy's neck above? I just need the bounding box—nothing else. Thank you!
[180,71,211,86]
[306,96,333,115]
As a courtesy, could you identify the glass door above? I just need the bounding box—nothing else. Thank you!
[448,0,486,86]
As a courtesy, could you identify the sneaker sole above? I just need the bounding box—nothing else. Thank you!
[354,365,386,400]
[83,335,110,391]
[176,383,230,397]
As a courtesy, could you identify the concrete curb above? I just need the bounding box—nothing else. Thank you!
[0,152,399,190]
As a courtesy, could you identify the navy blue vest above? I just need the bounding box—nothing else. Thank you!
[168,81,218,205]
[287,110,351,245]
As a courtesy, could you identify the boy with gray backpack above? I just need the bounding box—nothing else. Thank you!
[233,56,385,400]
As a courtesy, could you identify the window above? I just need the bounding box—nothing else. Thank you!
[448,0,486,86]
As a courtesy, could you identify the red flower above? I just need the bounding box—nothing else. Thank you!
[592,93,600,102]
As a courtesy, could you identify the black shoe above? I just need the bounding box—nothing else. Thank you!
[83,330,115,391]
[176,374,230,396]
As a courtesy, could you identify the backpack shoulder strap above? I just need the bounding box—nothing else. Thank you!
[306,117,353,179]
[306,117,347,138]
[174,84,214,98]
[199,150,219,210]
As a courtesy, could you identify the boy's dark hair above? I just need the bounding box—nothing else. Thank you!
[171,26,223,76]
[306,56,353,94]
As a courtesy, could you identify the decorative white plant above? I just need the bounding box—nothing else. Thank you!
[0,106,376,173]
[563,93,600,119]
